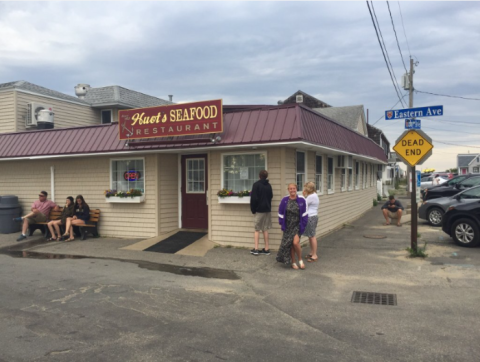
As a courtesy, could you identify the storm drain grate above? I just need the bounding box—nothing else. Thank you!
[351,291,397,306]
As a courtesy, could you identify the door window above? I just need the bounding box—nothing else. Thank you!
[186,159,205,193]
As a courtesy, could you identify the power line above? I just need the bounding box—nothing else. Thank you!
[422,125,480,136]
[415,89,480,101]
[370,2,406,107]
[424,118,480,126]
[434,140,480,148]
[397,1,411,57]
[371,93,409,126]
[366,1,406,108]
[386,1,408,73]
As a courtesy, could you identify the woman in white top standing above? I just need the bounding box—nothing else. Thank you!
[303,182,319,262]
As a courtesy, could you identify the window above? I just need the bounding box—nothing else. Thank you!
[101,109,112,124]
[460,187,480,199]
[327,156,334,193]
[222,152,266,191]
[186,159,205,193]
[474,167,479,173]
[338,156,346,191]
[363,162,367,189]
[355,162,360,189]
[347,156,353,191]
[110,158,145,192]
[315,154,323,194]
[371,164,375,186]
[460,176,480,188]
[296,151,306,191]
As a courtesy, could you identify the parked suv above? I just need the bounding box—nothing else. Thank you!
[422,174,480,201]
[442,201,480,247]
[419,185,480,226]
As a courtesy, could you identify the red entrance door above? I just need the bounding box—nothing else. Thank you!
[181,155,208,229]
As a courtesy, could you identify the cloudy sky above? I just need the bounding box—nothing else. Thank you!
[1,1,479,172]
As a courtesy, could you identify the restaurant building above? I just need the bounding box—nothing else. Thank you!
[0,81,387,248]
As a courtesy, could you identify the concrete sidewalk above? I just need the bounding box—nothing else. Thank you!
[0,194,475,272]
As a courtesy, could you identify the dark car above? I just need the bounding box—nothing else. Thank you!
[419,185,480,226]
[442,201,480,247]
[422,174,480,201]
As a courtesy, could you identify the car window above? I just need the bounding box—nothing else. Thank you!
[460,176,480,188]
[460,187,480,199]
[421,177,429,182]
[447,176,467,185]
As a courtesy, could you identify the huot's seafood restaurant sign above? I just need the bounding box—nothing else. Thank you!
[118,99,223,140]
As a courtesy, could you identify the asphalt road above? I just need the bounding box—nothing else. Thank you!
[1,200,480,362]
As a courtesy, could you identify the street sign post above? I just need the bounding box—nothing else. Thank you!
[405,119,421,129]
[393,130,434,168]
[385,105,443,120]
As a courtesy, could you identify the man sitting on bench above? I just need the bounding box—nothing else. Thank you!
[14,191,59,242]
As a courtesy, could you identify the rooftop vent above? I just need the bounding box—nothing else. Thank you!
[168,95,173,102]
[75,84,91,99]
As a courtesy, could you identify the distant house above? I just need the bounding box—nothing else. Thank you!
[457,154,480,174]
[282,90,331,109]
[314,105,368,136]
[0,80,172,133]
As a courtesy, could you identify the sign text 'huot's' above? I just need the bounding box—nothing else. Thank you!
[118,99,223,140]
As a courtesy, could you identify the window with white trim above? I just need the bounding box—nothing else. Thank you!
[338,156,346,191]
[296,151,306,191]
[110,158,145,192]
[315,154,323,194]
[355,161,360,189]
[327,156,334,194]
[222,152,266,191]
[347,156,353,191]
[363,162,367,189]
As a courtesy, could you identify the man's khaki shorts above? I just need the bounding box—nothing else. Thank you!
[254,212,272,231]
[26,212,47,224]
[387,210,399,219]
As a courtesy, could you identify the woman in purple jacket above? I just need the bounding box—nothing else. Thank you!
[277,183,308,269]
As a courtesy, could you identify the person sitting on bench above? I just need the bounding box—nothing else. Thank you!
[14,191,59,242]
[60,195,90,242]
[46,196,75,241]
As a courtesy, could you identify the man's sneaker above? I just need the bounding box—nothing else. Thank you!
[16,234,27,242]
[12,217,23,222]
[259,249,271,255]
[250,248,259,255]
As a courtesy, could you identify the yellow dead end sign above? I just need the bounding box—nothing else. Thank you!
[393,130,433,167]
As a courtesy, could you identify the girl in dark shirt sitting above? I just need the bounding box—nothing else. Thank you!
[61,195,90,241]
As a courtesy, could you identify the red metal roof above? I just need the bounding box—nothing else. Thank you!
[0,104,387,162]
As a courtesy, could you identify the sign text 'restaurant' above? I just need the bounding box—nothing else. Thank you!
[118,99,223,140]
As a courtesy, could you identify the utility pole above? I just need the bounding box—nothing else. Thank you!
[409,57,418,252]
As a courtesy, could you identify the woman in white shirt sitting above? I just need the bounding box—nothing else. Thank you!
[303,182,319,262]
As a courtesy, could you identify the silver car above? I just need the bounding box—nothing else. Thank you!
[419,185,480,226]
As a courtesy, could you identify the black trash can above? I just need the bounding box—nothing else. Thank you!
[0,195,23,234]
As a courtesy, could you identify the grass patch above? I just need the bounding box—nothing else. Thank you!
[406,242,428,258]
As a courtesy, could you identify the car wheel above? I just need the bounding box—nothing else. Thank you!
[427,207,444,226]
[451,218,480,247]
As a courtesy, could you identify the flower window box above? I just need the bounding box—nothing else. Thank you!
[217,196,251,204]
[105,195,145,203]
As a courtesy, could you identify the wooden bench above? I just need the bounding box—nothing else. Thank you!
[77,209,101,240]
[28,207,64,238]
[28,208,101,240]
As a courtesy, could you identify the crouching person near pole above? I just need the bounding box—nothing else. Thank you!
[14,191,59,242]
[381,195,404,227]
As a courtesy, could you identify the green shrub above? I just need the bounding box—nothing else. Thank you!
[373,199,378,206]
[377,194,382,201]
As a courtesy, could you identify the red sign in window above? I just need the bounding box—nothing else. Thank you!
[124,170,141,181]
[118,99,223,140]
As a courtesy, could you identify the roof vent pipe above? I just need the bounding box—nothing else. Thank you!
[75,84,91,99]
[168,95,173,102]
